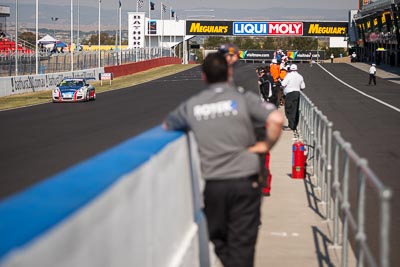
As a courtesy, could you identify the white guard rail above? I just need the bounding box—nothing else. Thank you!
[299,92,392,267]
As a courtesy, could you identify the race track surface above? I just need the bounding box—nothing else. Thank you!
[0,62,399,265]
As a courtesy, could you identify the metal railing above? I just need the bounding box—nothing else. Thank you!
[0,47,173,77]
[299,92,392,267]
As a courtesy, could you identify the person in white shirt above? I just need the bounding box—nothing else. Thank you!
[281,64,305,133]
[351,52,357,62]
[368,63,377,85]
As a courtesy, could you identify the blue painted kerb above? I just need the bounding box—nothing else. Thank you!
[0,125,184,259]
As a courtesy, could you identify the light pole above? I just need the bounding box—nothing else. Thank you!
[98,0,101,68]
[35,0,39,74]
[15,0,18,76]
[70,0,73,71]
[77,0,80,50]
[51,17,58,37]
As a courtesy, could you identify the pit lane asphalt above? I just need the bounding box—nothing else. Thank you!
[0,62,399,265]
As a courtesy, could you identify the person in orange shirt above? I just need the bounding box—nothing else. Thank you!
[277,64,289,106]
[270,59,281,84]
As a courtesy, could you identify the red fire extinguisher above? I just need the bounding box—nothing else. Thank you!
[292,140,306,179]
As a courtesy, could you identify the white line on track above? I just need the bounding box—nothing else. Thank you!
[317,64,400,113]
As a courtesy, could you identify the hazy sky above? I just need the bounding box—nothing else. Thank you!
[12,0,359,11]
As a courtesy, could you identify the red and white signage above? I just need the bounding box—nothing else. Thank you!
[268,22,303,35]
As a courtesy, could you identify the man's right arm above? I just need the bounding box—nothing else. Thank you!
[163,103,190,131]
[264,110,284,152]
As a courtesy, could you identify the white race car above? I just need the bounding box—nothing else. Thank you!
[52,78,96,102]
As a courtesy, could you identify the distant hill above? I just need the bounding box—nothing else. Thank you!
[3,2,351,32]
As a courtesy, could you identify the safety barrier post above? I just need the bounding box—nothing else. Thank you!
[319,114,329,209]
[356,159,367,267]
[332,131,342,248]
[325,121,333,221]
[341,141,351,267]
[379,188,392,267]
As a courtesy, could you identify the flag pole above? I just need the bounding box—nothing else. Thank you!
[169,7,172,57]
[148,1,151,59]
[161,2,163,57]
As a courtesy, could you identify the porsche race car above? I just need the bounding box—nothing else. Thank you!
[52,78,96,102]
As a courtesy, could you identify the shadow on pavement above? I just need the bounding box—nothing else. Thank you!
[312,226,335,267]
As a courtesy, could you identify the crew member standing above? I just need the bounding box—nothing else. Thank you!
[270,58,280,84]
[257,66,274,103]
[368,63,377,85]
[163,52,284,267]
[281,64,305,134]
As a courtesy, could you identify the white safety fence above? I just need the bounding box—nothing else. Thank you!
[0,68,104,97]
[0,126,211,267]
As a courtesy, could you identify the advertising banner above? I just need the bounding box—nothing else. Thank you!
[240,50,325,61]
[186,20,233,35]
[128,12,145,48]
[233,21,303,36]
[148,20,157,35]
[303,22,348,37]
[240,50,275,60]
[186,20,347,37]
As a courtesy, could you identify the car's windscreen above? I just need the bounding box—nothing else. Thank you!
[60,80,84,87]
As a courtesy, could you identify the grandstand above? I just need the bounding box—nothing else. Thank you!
[0,5,33,55]
[0,37,33,55]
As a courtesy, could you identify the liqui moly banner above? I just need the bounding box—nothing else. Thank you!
[233,22,303,36]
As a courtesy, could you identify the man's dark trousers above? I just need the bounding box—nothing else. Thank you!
[284,91,300,130]
[204,175,261,267]
[369,74,376,85]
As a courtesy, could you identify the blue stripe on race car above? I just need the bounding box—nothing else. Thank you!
[0,125,184,259]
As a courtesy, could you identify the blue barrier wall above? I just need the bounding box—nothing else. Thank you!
[0,126,209,267]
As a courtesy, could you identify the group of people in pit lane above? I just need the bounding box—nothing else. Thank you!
[256,48,306,136]
[164,44,306,267]
[256,49,290,108]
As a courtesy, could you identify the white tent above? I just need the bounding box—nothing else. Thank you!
[38,34,59,44]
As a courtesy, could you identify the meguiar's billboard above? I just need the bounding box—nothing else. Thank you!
[303,22,348,37]
[186,21,232,35]
[186,20,348,37]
